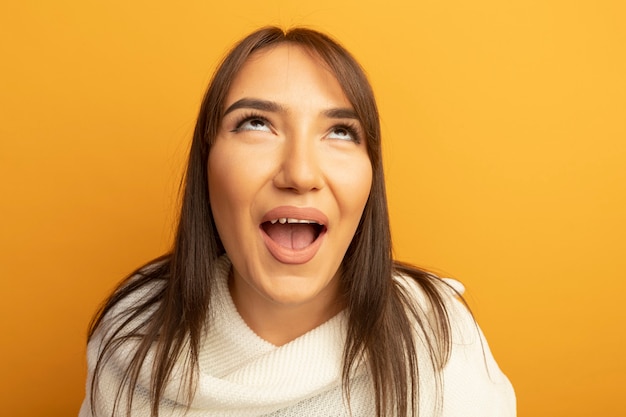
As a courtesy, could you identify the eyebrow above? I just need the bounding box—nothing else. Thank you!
[323,107,359,120]
[223,97,359,120]
[223,98,284,116]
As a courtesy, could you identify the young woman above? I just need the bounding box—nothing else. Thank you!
[79,27,515,417]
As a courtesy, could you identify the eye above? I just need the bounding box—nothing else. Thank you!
[232,115,271,133]
[327,125,360,143]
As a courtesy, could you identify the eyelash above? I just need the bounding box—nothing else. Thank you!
[229,112,362,144]
[330,122,362,144]
[231,112,271,133]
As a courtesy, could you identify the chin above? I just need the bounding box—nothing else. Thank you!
[260,273,335,306]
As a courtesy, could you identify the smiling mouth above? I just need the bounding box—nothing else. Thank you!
[261,218,326,250]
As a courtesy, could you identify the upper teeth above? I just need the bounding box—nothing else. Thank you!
[270,218,318,224]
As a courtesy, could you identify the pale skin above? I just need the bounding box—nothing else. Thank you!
[208,44,373,346]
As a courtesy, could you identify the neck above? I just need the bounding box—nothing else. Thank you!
[228,270,344,347]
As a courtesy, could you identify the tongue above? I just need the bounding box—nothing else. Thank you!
[264,223,317,249]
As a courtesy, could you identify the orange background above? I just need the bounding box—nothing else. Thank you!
[1,1,625,416]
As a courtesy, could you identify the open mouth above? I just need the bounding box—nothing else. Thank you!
[261,218,326,250]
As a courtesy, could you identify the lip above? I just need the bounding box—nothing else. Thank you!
[260,206,328,264]
[261,206,329,225]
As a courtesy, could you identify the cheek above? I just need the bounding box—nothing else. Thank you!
[335,157,373,213]
[208,142,251,207]
[207,146,246,240]
[207,141,273,240]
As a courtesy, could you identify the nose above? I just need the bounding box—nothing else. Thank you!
[273,136,324,193]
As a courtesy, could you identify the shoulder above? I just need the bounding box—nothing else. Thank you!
[393,271,517,416]
[392,270,468,331]
[393,270,482,344]
[97,265,167,336]
[86,258,170,376]
[80,262,169,416]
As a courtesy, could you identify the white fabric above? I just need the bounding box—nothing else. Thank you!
[79,256,515,416]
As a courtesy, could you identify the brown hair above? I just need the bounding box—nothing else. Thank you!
[88,26,453,417]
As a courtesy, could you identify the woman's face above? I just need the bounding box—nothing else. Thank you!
[208,43,372,315]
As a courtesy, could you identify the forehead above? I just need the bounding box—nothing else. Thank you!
[224,43,352,110]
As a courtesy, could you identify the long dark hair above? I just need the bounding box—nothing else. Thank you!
[88,26,453,417]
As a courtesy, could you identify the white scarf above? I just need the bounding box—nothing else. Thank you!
[80,256,515,416]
